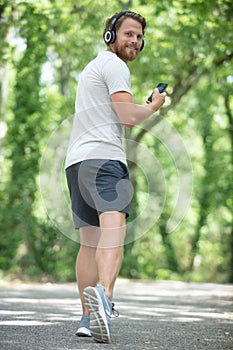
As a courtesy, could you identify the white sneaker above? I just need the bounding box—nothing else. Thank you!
[83,285,119,343]
[75,315,91,337]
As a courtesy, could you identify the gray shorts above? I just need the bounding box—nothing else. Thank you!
[66,159,130,228]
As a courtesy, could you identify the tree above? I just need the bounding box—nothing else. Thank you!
[0,2,55,272]
[0,0,232,282]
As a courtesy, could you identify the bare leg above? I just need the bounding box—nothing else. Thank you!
[76,226,101,316]
[96,211,126,300]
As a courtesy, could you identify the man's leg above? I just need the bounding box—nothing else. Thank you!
[76,226,101,316]
[96,211,126,300]
[77,212,125,312]
[82,211,126,343]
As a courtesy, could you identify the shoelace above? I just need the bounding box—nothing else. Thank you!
[111,302,119,317]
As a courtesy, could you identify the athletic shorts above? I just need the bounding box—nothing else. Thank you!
[65,159,131,228]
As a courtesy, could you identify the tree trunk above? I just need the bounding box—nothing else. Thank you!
[158,215,179,272]
[224,92,233,282]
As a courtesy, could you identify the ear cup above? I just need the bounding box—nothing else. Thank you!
[104,29,116,44]
[105,30,144,50]
[140,39,144,51]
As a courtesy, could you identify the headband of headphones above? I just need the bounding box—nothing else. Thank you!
[104,10,144,51]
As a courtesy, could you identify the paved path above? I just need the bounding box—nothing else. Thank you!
[0,279,232,350]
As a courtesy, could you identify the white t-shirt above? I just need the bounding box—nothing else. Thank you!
[65,51,132,169]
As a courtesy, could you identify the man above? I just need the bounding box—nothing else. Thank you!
[65,10,166,343]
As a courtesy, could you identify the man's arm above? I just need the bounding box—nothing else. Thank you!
[111,89,166,128]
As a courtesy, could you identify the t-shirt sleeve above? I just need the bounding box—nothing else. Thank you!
[102,57,132,96]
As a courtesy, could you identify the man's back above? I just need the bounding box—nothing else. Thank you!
[65,51,132,168]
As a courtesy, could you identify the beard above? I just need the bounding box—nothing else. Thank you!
[113,42,139,63]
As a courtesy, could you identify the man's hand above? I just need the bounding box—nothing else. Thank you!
[146,88,167,112]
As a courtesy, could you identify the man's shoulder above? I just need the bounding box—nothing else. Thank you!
[81,51,130,82]
[96,51,126,66]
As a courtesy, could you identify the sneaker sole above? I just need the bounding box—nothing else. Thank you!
[83,287,111,343]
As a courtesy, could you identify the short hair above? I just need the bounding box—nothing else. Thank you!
[103,11,146,42]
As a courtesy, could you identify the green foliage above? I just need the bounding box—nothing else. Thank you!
[0,0,232,282]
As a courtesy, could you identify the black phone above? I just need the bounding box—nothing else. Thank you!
[148,83,168,102]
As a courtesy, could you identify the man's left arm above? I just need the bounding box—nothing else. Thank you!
[111,90,166,127]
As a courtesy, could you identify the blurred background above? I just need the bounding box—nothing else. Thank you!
[0,0,232,283]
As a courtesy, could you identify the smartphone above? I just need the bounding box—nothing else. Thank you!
[148,83,168,102]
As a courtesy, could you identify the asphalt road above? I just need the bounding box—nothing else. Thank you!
[0,279,232,350]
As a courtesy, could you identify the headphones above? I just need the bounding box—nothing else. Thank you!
[104,10,144,52]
